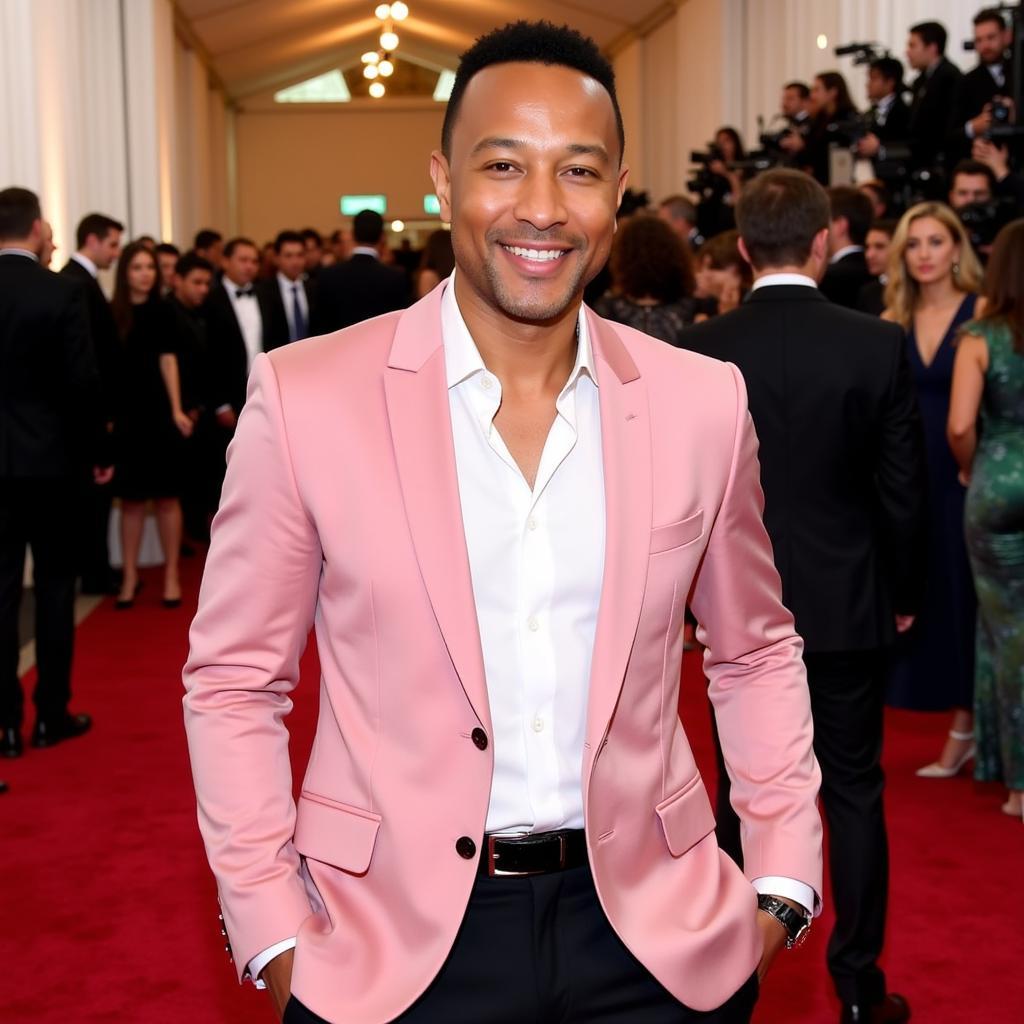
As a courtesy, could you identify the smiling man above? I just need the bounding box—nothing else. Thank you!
[184,22,822,1024]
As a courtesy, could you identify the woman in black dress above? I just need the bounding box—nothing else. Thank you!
[110,242,192,608]
[779,71,858,184]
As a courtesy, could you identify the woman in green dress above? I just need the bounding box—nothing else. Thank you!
[948,219,1024,822]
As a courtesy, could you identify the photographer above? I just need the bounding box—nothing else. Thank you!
[906,21,964,172]
[856,57,911,168]
[781,71,859,183]
[782,80,812,130]
[948,159,996,209]
[950,7,1014,159]
[973,136,1024,208]
[707,127,747,205]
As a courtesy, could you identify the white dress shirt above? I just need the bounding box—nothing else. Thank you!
[0,247,39,261]
[222,276,263,373]
[276,272,308,341]
[71,251,98,278]
[246,276,815,983]
[829,245,864,266]
[752,273,818,291]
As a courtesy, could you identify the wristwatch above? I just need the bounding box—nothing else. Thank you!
[757,894,811,949]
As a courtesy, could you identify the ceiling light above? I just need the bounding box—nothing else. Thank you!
[364,64,379,79]
[390,2,409,20]
[361,51,379,64]
[378,59,394,77]
[375,3,391,19]
[380,30,399,50]
[391,220,405,232]
[369,81,386,99]
[816,34,828,49]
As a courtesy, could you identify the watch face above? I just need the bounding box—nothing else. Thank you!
[789,920,812,949]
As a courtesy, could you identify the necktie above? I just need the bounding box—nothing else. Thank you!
[291,284,307,341]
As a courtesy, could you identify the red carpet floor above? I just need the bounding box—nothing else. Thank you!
[3,553,1023,1023]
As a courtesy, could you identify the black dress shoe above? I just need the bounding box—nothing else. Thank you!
[841,993,911,1023]
[1,726,23,758]
[31,712,92,749]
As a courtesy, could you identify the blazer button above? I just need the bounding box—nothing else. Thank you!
[471,728,488,750]
[456,836,477,859]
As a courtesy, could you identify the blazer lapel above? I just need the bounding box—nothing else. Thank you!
[384,290,491,732]
[583,311,652,760]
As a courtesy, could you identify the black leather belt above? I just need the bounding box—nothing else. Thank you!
[479,829,588,877]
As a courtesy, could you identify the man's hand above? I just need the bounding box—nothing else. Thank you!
[216,408,238,430]
[895,614,915,634]
[261,947,294,1021]
[856,133,881,158]
[972,137,1010,179]
[93,465,114,486]
[755,909,789,982]
[969,105,993,138]
[779,131,805,154]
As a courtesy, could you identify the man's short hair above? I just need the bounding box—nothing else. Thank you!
[784,81,810,100]
[827,186,875,246]
[175,251,214,278]
[952,158,997,193]
[736,169,830,270]
[869,57,904,89]
[156,242,180,258]
[300,228,322,247]
[0,187,42,240]
[274,230,305,253]
[868,218,898,239]
[441,20,624,162]
[194,228,222,251]
[353,210,385,246]
[223,236,258,259]
[910,21,948,55]
[659,195,698,225]
[974,7,1007,30]
[76,212,124,249]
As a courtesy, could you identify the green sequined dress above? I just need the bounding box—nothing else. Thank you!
[964,318,1024,788]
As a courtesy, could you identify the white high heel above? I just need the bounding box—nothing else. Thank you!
[915,729,976,778]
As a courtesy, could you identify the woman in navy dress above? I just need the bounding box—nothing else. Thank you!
[882,202,983,775]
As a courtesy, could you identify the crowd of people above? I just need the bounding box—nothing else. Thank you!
[0,9,1022,1023]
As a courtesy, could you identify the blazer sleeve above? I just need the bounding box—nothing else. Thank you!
[183,354,323,981]
[688,364,823,904]
[57,280,108,467]
[873,327,928,615]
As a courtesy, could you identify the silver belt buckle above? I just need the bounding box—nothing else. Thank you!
[487,832,568,877]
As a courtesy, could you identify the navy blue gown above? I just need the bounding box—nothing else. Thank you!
[887,294,977,711]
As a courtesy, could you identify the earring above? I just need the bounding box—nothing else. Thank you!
[953,262,960,277]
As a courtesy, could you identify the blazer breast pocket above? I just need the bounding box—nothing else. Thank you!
[649,509,704,555]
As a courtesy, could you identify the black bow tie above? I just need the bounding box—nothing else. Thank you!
[235,287,254,298]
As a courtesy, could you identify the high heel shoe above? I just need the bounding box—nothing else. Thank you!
[915,729,976,778]
[114,580,144,610]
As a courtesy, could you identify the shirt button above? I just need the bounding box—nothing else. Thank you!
[471,728,488,750]
[481,376,493,390]
[456,836,477,859]
[527,517,537,531]
[527,616,539,632]
[532,717,545,733]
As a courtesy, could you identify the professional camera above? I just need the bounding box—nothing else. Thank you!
[958,198,1019,250]
[834,42,888,65]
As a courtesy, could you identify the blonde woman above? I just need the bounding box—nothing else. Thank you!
[882,203,984,776]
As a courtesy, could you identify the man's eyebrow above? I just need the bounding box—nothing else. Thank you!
[470,138,611,162]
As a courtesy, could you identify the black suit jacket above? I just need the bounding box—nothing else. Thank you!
[258,276,317,351]
[868,95,912,143]
[314,254,409,333]
[677,285,926,652]
[59,257,120,419]
[909,58,963,169]
[820,250,873,310]
[0,254,106,477]
[202,280,272,415]
[952,62,1012,135]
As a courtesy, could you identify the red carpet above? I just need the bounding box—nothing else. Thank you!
[3,554,1023,1022]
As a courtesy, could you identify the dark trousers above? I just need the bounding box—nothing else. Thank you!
[285,863,758,1024]
[0,480,77,728]
[75,475,113,591]
[713,650,889,1007]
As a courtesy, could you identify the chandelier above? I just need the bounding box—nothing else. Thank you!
[361,2,409,99]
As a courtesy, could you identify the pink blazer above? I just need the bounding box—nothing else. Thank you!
[183,284,822,1022]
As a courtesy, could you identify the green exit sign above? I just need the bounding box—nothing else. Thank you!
[340,194,386,215]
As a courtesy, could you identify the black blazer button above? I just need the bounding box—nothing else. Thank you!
[471,728,488,750]
[456,836,477,859]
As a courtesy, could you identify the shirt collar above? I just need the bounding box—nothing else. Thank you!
[877,92,896,113]
[71,252,98,278]
[0,247,39,262]
[830,244,864,265]
[752,272,817,290]
[440,270,596,393]
[352,246,380,260]
[277,271,302,290]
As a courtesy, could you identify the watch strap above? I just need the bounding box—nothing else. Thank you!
[757,894,811,949]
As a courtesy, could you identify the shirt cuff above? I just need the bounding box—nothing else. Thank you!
[965,121,976,140]
[215,403,232,415]
[247,937,297,989]
[751,876,819,918]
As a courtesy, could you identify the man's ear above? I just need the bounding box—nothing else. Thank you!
[737,236,753,267]
[430,150,453,223]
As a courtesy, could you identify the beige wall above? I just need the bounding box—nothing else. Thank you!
[234,103,445,244]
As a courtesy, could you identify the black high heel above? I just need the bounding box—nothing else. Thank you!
[114,580,143,610]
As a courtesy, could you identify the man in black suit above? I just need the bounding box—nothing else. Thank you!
[60,212,123,595]
[258,230,315,350]
[906,21,964,176]
[950,8,1014,162]
[820,186,875,309]
[1,189,113,763]
[678,170,925,1024]
[314,209,409,332]
[855,58,912,175]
